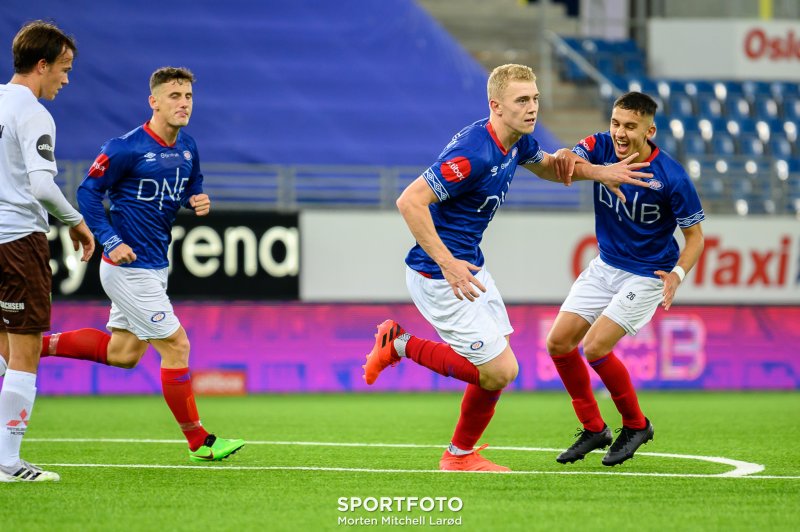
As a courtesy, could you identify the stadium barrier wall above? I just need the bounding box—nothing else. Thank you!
[33,302,800,394]
[648,18,800,80]
[301,211,800,304]
[49,212,299,299]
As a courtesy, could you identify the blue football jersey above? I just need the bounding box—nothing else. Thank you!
[405,118,543,278]
[573,132,704,277]
[77,122,204,269]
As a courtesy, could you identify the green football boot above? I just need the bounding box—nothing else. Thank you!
[189,434,245,462]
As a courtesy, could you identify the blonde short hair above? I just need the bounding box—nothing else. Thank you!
[487,64,536,101]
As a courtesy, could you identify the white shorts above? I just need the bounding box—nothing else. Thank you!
[560,256,663,336]
[100,261,181,341]
[405,265,512,365]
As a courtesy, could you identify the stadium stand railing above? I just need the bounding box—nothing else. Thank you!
[56,161,594,212]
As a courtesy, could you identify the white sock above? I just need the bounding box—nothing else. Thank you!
[447,443,473,456]
[0,357,7,377]
[0,369,37,467]
[393,333,411,358]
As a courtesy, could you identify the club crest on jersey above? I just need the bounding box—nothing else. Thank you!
[648,179,664,190]
[441,156,471,182]
[580,135,597,151]
[150,311,167,323]
[143,152,156,162]
[183,150,192,161]
[88,154,110,178]
[469,340,484,350]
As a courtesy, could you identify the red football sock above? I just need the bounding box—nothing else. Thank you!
[451,384,502,451]
[160,367,209,450]
[589,352,646,430]
[552,349,605,432]
[42,328,110,365]
[405,337,480,385]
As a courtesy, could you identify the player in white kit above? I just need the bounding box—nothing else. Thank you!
[0,20,94,482]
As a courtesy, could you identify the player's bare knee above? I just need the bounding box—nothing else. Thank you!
[546,334,574,357]
[113,355,139,369]
[581,342,609,362]
[481,365,517,390]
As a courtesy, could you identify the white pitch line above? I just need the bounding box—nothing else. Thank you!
[25,438,774,479]
[31,463,800,480]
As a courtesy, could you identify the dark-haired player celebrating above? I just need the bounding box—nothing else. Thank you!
[548,91,705,466]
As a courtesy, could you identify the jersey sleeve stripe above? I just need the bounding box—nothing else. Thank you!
[676,210,705,227]
[519,148,544,165]
[422,167,450,202]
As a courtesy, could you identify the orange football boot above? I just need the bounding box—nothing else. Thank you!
[439,444,510,472]
[362,319,404,385]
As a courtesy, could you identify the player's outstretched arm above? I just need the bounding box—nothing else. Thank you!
[396,177,486,302]
[189,194,210,216]
[655,223,704,310]
[523,150,651,198]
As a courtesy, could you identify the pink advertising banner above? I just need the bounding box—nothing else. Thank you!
[30,302,800,395]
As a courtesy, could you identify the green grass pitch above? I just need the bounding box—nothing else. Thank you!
[5,391,799,531]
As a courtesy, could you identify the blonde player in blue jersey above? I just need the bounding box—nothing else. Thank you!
[362,65,655,471]
[33,67,244,463]
[548,91,705,467]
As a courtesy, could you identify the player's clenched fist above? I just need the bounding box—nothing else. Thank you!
[190,193,211,216]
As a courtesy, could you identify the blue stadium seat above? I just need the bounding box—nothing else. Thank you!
[783,96,800,122]
[727,117,757,137]
[656,133,679,157]
[768,134,794,159]
[714,80,744,102]
[698,175,726,202]
[669,94,695,119]
[725,95,752,119]
[682,132,707,157]
[622,56,647,78]
[730,176,754,199]
[697,94,724,119]
[561,59,590,82]
[700,117,730,140]
[654,115,671,136]
[742,80,772,103]
[684,80,715,99]
[754,97,780,121]
[662,80,686,100]
[670,116,700,139]
[770,81,800,104]
[627,78,659,96]
[594,53,618,77]
[710,132,736,157]
[738,134,765,157]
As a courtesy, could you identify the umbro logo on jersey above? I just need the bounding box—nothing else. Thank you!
[36,134,55,161]
[88,154,110,178]
[144,152,156,162]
